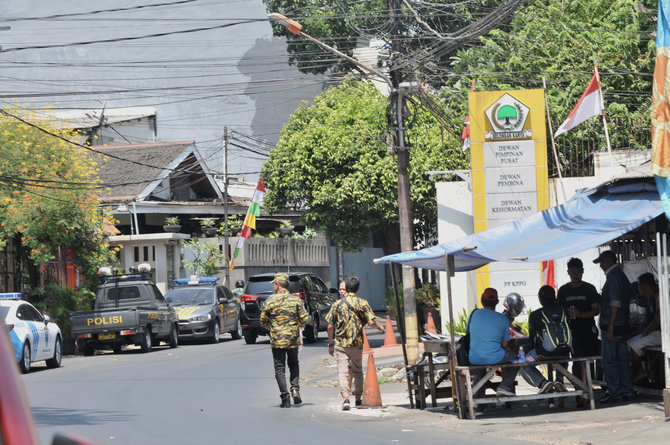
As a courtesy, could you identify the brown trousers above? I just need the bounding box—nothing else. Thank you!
[334,345,364,400]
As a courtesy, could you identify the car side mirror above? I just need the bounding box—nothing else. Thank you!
[218,297,226,304]
[44,315,50,325]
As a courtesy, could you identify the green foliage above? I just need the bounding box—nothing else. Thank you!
[290,227,317,239]
[263,79,468,253]
[444,308,471,337]
[199,217,216,228]
[217,214,243,237]
[0,106,116,282]
[416,282,440,308]
[279,219,294,228]
[262,0,509,79]
[385,283,404,316]
[447,0,656,130]
[183,239,225,277]
[29,284,95,339]
[164,216,180,226]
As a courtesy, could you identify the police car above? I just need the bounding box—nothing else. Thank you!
[0,293,62,373]
[164,277,243,343]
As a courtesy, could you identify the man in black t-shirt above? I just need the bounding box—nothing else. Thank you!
[557,257,600,382]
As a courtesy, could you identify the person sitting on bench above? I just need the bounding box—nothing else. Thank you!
[521,285,572,394]
[468,287,520,397]
[628,272,661,384]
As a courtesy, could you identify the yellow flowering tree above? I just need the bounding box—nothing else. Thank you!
[0,107,115,285]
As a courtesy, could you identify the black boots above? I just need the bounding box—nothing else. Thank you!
[291,389,302,405]
[280,395,291,408]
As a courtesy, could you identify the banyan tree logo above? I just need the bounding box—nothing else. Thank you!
[484,93,532,140]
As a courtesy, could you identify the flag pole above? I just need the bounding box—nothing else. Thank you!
[542,76,568,203]
[595,65,616,171]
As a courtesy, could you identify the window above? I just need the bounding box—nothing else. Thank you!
[133,246,140,262]
[17,304,43,322]
[152,285,166,303]
[312,276,329,294]
[108,287,141,301]
[143,246,149,262]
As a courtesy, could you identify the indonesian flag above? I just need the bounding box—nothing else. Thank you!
[230,178,266,270]
[461,78,476,150]
[554,67,604,138]
[541,260,555,289]
[653,0,670,219]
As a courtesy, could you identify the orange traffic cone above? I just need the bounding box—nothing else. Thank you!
[382,315,398,347]
[362,328,371,354]
[426,312,437,334]
[360,352,383,408]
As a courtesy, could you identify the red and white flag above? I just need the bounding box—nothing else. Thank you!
[461,78,476,150]
[554,67,604,138]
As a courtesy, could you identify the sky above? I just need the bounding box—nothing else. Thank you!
[0,0,328,182]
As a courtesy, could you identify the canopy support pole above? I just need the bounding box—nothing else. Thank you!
[445,253,460,413]
[657,232,670,416]
[389,262,412,408]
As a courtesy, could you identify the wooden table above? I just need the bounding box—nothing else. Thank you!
[409,339,452,409]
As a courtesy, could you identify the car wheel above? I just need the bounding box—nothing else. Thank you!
[46,336,62,368]
[140,328,153,352]
[244,331,257,344]
[169,323,178,348]
[230,313,242,340]
[304,314,319,343]
[19,342,31,374]
[209,321,221,344]
[78,340,94,356]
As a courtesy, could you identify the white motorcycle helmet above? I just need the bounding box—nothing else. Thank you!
[503,292,525,318]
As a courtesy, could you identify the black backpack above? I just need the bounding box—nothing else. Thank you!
[538,309,572,355]
[456,309,477,365]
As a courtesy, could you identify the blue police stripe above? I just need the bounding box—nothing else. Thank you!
[27,321,39,355]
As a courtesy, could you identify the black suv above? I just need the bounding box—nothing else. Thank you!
[240,272,338,344]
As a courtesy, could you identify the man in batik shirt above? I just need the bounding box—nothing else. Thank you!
[325,276,385,410]
[260,273,310,408]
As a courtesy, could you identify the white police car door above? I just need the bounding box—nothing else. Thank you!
[17,303,49,361]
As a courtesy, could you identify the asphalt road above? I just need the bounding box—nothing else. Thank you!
[21,335,532,445]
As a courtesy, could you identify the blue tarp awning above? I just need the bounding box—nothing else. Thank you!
[375,181,663,272]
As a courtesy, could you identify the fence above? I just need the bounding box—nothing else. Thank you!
[549,116,650,178]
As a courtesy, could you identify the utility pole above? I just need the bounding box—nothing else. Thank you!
[223,126,230,286]
[388,0,418,365]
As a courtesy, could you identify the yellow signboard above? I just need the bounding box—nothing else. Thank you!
[468,89,549,303]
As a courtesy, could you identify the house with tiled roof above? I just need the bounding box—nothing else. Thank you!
[93,141,248,292]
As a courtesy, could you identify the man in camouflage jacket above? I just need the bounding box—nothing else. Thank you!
[326,276,385,410]
[260,273,310,408]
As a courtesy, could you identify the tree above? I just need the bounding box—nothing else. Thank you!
[262,0,513,80]
[262,80,468,254]
[0,107,115,285]
[183,239,226,277]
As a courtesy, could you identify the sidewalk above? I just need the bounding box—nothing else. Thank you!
[304,344,669,445]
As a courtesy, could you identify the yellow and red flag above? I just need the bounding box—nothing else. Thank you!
[653,0,670,218]
[230,178,266,270]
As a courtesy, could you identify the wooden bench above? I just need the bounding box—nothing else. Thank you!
[454,356,601,419]
[639,345,664,389]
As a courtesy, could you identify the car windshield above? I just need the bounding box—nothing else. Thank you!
[246,276,301,296]
[0,306,9,319]
[165,288,214,305]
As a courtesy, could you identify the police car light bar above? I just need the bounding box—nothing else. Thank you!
[0,292,22,300]
[102,274,152,284]
[173,277,219,285]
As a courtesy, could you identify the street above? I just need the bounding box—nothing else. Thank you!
[21,335,529,445]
